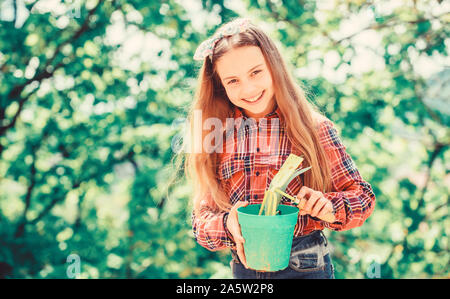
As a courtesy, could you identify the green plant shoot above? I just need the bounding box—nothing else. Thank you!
[258,154,311,216]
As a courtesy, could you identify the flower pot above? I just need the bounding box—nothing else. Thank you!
[237,204,299,271]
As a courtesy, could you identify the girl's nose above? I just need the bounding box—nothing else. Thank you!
[239,84,260,100]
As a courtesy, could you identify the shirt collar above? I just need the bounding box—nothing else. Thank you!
[233,104,281,120]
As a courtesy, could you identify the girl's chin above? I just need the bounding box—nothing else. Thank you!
[242,105,270,119]
[243,100,277,119]
[234,96,276,119]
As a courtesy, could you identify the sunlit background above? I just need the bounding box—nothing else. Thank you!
[0,0,448,278]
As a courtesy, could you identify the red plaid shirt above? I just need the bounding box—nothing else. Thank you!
[192,106,376,251]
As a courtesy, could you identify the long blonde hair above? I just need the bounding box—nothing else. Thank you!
[181,19,333,214]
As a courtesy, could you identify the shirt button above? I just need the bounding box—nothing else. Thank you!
[256,171,260,176]
[254,195,258,199]
[256,147,260,152]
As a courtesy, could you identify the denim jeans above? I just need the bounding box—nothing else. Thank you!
[230,230,335,279]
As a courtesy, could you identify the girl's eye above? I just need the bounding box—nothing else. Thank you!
[227,70,262,85]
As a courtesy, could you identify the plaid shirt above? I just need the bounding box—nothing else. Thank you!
[192,106,376,251]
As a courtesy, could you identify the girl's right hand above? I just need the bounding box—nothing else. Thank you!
[226,201,249,269]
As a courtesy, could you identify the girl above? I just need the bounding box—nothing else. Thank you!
[184,18,376,279]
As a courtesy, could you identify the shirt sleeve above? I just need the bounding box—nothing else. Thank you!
[191,193,236,251]
[319,121,376,231]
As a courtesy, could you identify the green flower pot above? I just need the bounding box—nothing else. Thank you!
[237,204,299,271]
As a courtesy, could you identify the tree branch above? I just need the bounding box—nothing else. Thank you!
[14,144,138,237]
[330,12,450,45]
[43,0,103,70]
[1,62,58,127]
[0,0,103,140]
[13,0,17,27]
[26,181,82,229]
[73,191,86,232]
[384,140,448,268]
[417,141,447,210]
[14,147,38,238]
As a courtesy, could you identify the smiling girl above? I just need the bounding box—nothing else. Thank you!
[185,18,376,279]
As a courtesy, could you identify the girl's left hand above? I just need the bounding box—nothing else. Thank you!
[296,186,335,223]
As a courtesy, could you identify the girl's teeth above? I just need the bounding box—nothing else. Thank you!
[246,91,262,102]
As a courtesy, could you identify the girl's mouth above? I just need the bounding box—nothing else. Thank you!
[242,90,265,104]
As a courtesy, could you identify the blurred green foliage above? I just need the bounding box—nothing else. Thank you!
[0,0,448,278]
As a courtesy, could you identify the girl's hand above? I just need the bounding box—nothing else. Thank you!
[296,186,336,223]
[226,201,249,269]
